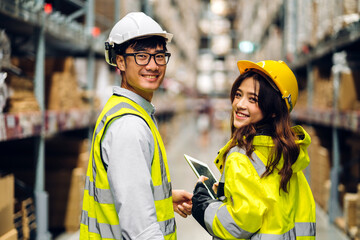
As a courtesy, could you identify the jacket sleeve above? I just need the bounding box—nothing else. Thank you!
[192,182,219,230]
[200,153,269,239]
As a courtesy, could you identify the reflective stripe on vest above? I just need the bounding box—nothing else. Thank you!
[228,147,266,176]
[205,202,316,240]
[206,147,315,239]
[81,210,122,238]
[80,95,176,240]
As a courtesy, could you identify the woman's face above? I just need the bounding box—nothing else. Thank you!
[232,77,264,129]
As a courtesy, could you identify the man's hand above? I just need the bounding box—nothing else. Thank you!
[172,189,193,218]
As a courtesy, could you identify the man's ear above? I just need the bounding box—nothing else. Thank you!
[116,55,126,71]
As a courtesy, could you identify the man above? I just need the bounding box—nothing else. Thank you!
[80,12,192,240]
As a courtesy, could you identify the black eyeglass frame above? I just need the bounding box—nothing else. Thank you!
[122,52,171,66]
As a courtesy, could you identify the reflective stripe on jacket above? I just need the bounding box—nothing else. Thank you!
[80,95,176,240]
[206,125,316,239]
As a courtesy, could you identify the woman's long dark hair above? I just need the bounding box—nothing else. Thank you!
[226,71,299,193]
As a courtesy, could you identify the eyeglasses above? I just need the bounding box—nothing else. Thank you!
[123,52,171,66]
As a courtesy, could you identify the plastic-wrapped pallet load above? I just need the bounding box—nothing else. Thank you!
[0,72,8,113]
[0,30,10,113]
[296,0,316,54]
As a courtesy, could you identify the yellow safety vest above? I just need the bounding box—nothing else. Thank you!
[80,95,176,240]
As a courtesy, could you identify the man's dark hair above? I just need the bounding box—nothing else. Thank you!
[114,36,168,56]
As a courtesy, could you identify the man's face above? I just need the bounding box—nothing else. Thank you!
[116,45,167,102]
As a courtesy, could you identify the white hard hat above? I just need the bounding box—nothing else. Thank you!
[105,12,173,66]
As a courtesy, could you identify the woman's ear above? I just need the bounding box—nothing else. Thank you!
[116,55,126,71]
[272,113,276,118]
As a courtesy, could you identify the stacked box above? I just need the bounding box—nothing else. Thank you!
[46,168,85,232]
[13,211,22,240]
[296,0,316,54]
[0,174,17,240]
[6,57,39,113]
[344,193,358,237]
[343,0,359,14]
[64,168,86,232]
[295,82,309,109]
[14,198,36,240]
[45,136,88,231]
[306,126,331,211]
[2,136,89,232]
[6,56,92,113]
[21,198,36,240]
[334,0,360,32]
[45,137,89,171]
[47,57,89,111]
[313,66,333,109]
[0,229,17,240]
[337,67,360,111]
[317,0,336,42]
[95,0,116,32]
[345,135,360,193]
[357,184,360,239]
[5,74,40,113]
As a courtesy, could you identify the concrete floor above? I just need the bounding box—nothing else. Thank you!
[55,112,350,240]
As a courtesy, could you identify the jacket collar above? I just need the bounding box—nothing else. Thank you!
[113,86,156,117]
[214,125,311,174]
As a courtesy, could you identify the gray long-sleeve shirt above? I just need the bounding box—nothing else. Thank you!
[102,87,165,240]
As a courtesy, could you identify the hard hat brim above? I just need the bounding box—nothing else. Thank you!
[132,32,173,43]
[107,32,173,46]
[237,60,279,91]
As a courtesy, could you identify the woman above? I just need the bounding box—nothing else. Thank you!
[192,60,316,239]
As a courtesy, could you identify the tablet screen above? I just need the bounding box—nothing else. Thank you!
[184,154,218,199]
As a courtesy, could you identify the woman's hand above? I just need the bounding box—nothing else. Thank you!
[197,175,208,183]
[198,176,219,195]
[172,189,193,218]
[212,182,219,195]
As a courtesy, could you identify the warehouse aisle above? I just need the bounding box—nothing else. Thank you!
[166,113,228,240]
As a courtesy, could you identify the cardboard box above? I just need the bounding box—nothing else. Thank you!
[306,126,331,211]
[47,168,85,231]
[65,168,86,232]
[0,174,15,236]
[313,66,333,109]
[344,193,358,232]
[338,69,360,111]
[0,229,17,240]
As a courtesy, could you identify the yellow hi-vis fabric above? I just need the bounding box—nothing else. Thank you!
[209,125,316,239]
[80,95,176,240]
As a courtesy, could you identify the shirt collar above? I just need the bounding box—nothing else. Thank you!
[113,86,156,116]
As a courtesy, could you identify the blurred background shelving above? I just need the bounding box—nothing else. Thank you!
[0,0,360,240]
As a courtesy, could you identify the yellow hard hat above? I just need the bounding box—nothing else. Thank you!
[237,60,298,112]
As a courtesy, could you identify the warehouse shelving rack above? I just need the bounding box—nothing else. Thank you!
[286,10,360,227]
[0,0,119,239]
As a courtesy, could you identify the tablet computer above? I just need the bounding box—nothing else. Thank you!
[184,154,218,199]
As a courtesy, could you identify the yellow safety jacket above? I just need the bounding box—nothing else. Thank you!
[80,95,176,240]
[206,125,316,239]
